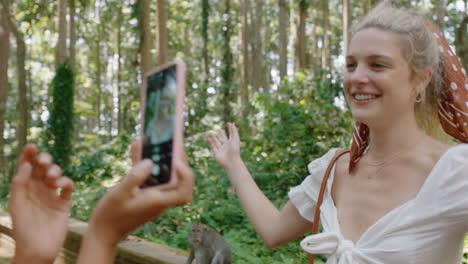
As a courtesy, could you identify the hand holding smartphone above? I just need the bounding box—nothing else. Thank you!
[140,60,186,187]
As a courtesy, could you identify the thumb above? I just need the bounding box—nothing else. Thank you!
[130,140,142,166]
[118,159,153,193]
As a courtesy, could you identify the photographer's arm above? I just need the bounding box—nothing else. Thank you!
[77,142,194,264]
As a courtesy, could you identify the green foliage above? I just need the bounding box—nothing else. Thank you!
[69,134,131,182]
[68,134,132,220]
[247,71,352,197]
[45,62,75,171]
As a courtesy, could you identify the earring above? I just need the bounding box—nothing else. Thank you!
[415,93,422,103]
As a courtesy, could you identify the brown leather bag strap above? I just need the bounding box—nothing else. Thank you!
[309,149,350,264]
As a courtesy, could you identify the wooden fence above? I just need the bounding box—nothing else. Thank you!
[0,211,188,264]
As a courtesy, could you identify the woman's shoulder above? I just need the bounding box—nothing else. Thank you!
[429,142,468,165]
[437,143,468,166]
[306,148,344,175]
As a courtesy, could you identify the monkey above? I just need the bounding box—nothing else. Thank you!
[187,223,232,264]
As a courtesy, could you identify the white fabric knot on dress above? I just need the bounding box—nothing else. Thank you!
[300,232,355,263]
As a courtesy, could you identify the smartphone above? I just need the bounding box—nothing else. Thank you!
[140,60,186,187]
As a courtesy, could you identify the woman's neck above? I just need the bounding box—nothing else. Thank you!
[364,114,428,161]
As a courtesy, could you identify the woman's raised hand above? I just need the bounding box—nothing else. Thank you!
[207,123,241,169]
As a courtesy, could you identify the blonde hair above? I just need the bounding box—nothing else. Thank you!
[351,1,450,141]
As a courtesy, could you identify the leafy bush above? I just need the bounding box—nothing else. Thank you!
[46,62,75,170]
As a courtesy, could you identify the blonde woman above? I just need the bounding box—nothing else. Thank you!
[208,2,468,263]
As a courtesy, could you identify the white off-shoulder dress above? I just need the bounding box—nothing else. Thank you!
[288,144,468,264]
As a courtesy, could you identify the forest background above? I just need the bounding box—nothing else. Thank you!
[0,0,467,263]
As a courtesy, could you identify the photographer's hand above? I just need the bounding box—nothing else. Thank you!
[77,141,194,264]
[10,145,74,264]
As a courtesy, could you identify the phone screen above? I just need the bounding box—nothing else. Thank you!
[141,65,177,186]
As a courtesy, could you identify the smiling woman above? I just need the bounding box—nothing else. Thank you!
[206,1,468,264]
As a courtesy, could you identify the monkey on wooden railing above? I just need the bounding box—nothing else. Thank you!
[187,223,232,264]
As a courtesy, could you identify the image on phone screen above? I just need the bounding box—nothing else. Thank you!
[141,66,176,186]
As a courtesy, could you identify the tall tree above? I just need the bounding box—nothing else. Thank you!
[157,0,168,65]
[362,0,368,14]
[69,0,76,70]
[343,0,350,57]
[435,0,446,33]
[455,15,468,71]
[2,0,27,151]
[139,0,151,76]
[117,2,123,133]
[0,0,10,175]
[201,0,209,77]
[240,0,250,107]
[220,0,234,124]
[278,0,288,80]
[56,0,68,66]
[95,23,102,131]
[321,0,330,70]
[296,0,308,70]
[251,1,265,91]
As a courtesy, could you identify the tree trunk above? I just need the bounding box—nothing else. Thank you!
[221,0,234,124]
[201,0,209,77]
[251,1,264,91]
[95,25,102,131]
[240,0,250,106]
[9,17,27,150]
[2,0,27,151]
[56,0,67,66]
[157,0,168,65]
[278,0,288,80]
[321,0,330,70]
[139,0,151,75]
[361,0,368,14]
[310,15,318,71]
[288,0,296,73]
[455,15,468,71]
[69,0,76,70]
[117,4,123,134]
[263,23,271,94]
[435,0,446,34]
[343,0,349,57]
[0,1,10,175]
[296,0,307,70]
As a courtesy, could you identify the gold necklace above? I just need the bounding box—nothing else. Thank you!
[361,140,422,180]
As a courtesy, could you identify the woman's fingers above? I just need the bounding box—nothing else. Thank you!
[45,165,62,187]
[57,177,75,201]
[230,123,240,142]
[207,133,221,151]
[11,162,33,189]
[35,153,53,180]
[218,128,228,143]
[17,144,38,167]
